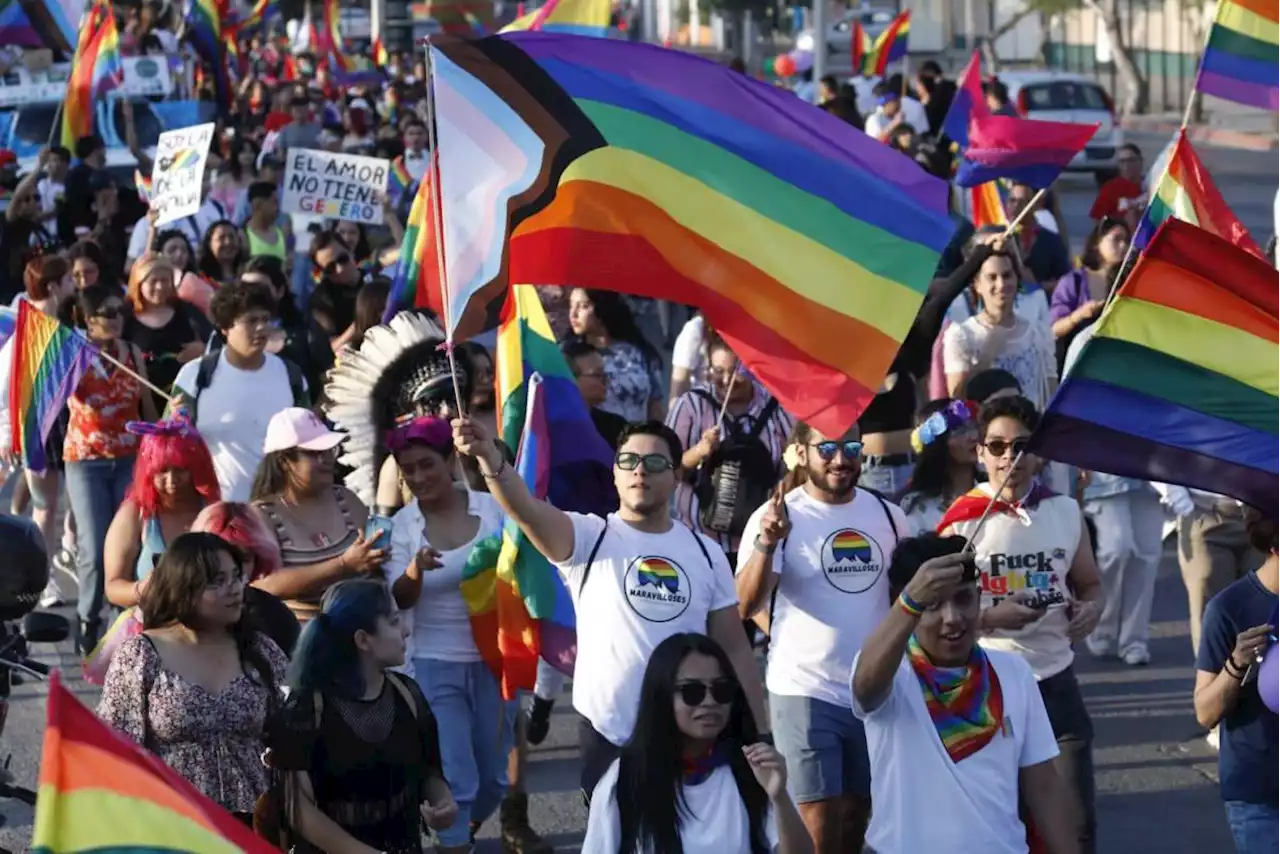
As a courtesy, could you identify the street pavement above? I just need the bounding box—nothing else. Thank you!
[0,131,1272,853]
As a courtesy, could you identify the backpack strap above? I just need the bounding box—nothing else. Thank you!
[867,489,901,543]
[189,351,221,422]
[747,397,780,441]
[686,523,715,571]
[384,670,420,721]
[282,357,309,408]
[578,517,610,597]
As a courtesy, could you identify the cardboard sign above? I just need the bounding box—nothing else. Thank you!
[281,149,389,225]
[150,123,215,226]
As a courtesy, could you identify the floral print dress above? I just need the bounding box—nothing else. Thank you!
[97,632,288,815]
[595,339,662,423]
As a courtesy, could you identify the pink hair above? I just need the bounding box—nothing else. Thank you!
[191,501,282,582]
[127,429,221,519]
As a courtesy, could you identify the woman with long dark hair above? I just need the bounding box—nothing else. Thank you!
[583,632,810,854]
[198,219,248,290]
[567,288,665,422]
[1050,217,1131,368]
[98,532,287,824]
[265,578,457,854]
[897,399,980,535]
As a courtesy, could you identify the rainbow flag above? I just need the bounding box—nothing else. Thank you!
[134,168,151,203]
[969,180,1008,228]
[60,0,124,149]
[501,0,611,36]
[230,0,277,30]
[1029,218,1278,517]
[31,672,278,853]
[1194,0,1277,111]
[955,113,1098,189]
[387,155,413,205]
[8,301,95,471]
[185,0,232,113]
[381,153,440,324]
[420,33,953,438]
[461,287,615,698]
[865,10,909,76]
[851,20,871,75]
[1133,129,1261,257]
[372,34,390,66]
[320,0,348,72]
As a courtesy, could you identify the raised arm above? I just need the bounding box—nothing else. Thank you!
[453,416,575,564]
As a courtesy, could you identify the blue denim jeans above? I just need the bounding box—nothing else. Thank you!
[414,658,517,847]
[1225,800,1279,854]
[64,457,134,625]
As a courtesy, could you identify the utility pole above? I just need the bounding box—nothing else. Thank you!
[811,0,826,102]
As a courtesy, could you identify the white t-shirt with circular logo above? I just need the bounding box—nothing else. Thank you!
[553,512,739,746]
[738,487,905,709]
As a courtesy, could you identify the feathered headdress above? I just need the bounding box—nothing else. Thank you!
[323,311,472,505]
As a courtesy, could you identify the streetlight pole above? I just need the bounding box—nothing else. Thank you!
[811,0,826,102]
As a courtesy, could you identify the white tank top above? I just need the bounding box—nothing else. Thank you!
[949,484,1081,680]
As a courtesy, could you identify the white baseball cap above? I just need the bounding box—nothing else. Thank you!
[263,408,346,455]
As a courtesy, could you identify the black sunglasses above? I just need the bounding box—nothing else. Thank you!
[810,440,863,461]
[323,253,352,273]
[676,678,736,707]
[615,452,673,473]
[982,438,1030,458]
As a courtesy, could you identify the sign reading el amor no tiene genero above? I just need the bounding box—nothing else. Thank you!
[281,149,390,225]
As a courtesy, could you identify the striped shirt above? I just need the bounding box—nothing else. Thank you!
[666,383,794,556]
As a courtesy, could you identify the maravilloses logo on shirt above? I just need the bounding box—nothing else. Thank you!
[820,528,884,594]
[624,556,691,622]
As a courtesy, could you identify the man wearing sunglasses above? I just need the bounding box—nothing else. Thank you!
[735,421,906,854]
[939,395,1104,854]
[452,416,769,801]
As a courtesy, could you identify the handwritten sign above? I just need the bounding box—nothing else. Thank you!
[281,149,388,225]
[150,122,214,226]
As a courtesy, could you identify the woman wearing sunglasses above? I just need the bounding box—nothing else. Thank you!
[938,395,1103,854]
[452,415,768,802]
[582,632,810,854]
[736,421,906,854]
[65,285,160,654]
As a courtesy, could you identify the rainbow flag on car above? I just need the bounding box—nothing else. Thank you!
[60,0,124,148]
[1133,129,1261,257]
[461,286,615,698]
[8,302,95,471]
[418,33,953,438]
[1193,0,1277,111]
[1029,218,1278,517]
[31,672,278,853]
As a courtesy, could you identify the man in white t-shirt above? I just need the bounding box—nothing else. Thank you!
[736,420,905,854]
[170,279,307,501]
[452,417,769,799]
[851,533,1078,854]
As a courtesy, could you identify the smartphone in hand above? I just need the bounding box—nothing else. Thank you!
[364,514,393,552]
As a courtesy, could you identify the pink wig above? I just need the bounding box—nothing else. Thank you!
[191,501,283,582]
[126,422,221,519]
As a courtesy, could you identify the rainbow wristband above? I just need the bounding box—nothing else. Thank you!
[897,592,925,617]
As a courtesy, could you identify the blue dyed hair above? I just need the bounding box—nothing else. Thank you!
[284,579,396,699]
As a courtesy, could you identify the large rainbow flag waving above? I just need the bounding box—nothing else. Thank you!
[60,0,124,148]
[461,285,615,698]
[424,33,953,438]
[1193,0,1277,111]
[1029,218,1277,517]
[8,302,95,471]
[32,672,277,853]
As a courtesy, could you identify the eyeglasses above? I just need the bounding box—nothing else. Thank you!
[615,452,674,473]
[93,306,123,320]
[676,678,736,707]
[982,437,1030,458]
[205,570,247,592]
[235,314,277,330]
[809,440,863,461]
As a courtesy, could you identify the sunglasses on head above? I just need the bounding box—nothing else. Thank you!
[615,452,673,473]
[809,440,863,461]
[676,678,736,707]
[982,437,1030,458]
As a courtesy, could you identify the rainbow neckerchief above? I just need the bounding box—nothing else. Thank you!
[906,635,1003,763]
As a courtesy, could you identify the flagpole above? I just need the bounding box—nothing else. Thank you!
[998,186,1047,242]
[421,38,466,417]
[73,332,175,402]
[46,101,64,148]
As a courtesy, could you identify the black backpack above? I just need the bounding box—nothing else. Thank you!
[188,350,308,423]
[692,391,781,538]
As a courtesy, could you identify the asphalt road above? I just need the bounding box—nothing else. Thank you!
[0,131,1273,853]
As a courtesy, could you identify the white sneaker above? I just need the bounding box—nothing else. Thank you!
[1206,726,1220,751]
[1084,635,1115,659]
[1120,645,1151,666]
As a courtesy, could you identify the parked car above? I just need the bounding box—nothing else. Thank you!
[989,69,1126,185]
[794,3,896,56]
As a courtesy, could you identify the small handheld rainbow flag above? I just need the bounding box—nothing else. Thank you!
[1030,218,1278,517]
[381,154,441,324]
[387,155,413,204]
[851,20,871,75]
[969,181,1009,228]
[60,0,124,148]
[1133,129,1261,257]
[500,0,611,36]
[865,10,910,76]
[8,302,95,470]
[31,672,279,853]
[1193,0,1277,111]
[134,168,152,203]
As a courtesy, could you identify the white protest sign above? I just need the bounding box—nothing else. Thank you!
[281,149,389,226]
[150,122,215,226]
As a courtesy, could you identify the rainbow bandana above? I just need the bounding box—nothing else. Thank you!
[906,634,1004,763]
